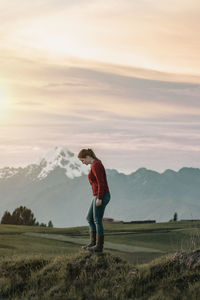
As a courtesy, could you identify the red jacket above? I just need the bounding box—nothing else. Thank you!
[88,159,110,199]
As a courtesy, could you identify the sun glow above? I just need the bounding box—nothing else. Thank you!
[0,87,9,121]
[0,90,5,109]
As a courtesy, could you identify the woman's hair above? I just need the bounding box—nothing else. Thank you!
[78,148,101,161]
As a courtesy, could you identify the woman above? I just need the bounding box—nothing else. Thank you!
[78,148,111,253]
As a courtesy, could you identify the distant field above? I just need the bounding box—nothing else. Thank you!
[0,221,200,265]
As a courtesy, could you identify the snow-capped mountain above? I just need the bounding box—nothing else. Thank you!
[36,146,90,179]
[0,167,19,179]
[0,146,90,181]
[0,146,200,227]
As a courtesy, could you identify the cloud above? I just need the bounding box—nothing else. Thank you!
[45,82,88,88]
[1,0,200,73]
[0,1,200,171]
[1,51,200,128]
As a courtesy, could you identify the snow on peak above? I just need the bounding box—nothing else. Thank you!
[36,146,90,180]
[0,167,19,179]
[38,146,74,165]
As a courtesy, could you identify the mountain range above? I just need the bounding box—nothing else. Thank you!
[0,146,199,227]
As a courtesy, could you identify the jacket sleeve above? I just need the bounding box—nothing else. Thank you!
[92,163,105,199]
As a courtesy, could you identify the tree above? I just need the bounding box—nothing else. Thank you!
[173,212,178,222]
[1,206,37,226]
[39,222,47,227]
[1,211,12,224]
[48,220,53,228]
[12,206,36,225]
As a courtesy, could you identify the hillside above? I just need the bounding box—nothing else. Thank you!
[0,250,200,300]
[0,222,200,299]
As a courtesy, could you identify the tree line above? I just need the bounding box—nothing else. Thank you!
[1,206,53,227]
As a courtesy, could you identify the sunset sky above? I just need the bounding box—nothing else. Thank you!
[0,0,200,174]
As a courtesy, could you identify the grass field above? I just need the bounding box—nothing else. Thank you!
[0,221,200,299]
[0,220,200,264]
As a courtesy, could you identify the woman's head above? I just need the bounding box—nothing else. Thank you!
[78,148,101,165]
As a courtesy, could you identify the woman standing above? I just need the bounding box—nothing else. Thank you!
[78,148,111,253]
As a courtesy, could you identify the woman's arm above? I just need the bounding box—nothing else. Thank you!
[92,163,105,204]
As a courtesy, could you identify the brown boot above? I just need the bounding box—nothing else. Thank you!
[81,231,96,250]
[87,234,104,253]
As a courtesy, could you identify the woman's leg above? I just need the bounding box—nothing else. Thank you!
[93,192,111,235]
[88,192,111,252]
[82,197,97,250]
[86,197,96,232]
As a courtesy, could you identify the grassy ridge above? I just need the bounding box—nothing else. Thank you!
[0,250,200,299]
[0,222,200,299]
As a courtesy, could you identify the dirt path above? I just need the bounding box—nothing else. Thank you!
[24,232,163,253]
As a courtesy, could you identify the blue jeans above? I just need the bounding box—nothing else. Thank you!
[86,192,111,235]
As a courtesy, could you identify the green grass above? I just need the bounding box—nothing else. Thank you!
[0,250,200,300]
[0,221,200,299]
[105,230,200,252]
[1,221,200,262]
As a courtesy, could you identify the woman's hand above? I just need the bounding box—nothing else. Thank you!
[96,199,102,206]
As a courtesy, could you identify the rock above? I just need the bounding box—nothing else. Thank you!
[172,250,200,270]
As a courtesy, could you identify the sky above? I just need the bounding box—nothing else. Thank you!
[0,0,200,174]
